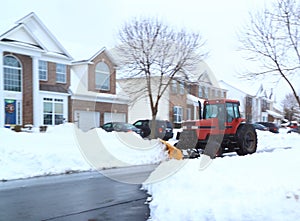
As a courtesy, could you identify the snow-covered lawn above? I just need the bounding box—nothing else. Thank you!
[143,129,300,221]
[0,123,299,220]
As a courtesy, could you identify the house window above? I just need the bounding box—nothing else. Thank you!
[186,108,191,121]
[173,106,183,123]
[43,98,64,125]
[205,87,209,98]
[179,82,185,94]
[56,63,66,83]
[215,89,218,98]
[95,62,110,90]
[186,84,192,94]
[39,60,48,81]
[198,86,203,97]
[171,80,177,93]
[222,91,226,98]
[3,55,22,92]
[211,89,215,98]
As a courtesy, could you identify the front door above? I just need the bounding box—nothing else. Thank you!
[5,99,16,125]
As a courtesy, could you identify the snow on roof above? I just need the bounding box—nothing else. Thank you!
[219,80,261,97]
[266,109,283,119]
[187,94,206,105]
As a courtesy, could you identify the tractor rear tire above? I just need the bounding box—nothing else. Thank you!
[236,124,257,156]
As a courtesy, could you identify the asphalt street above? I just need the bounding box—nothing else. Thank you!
[0,165,157,221]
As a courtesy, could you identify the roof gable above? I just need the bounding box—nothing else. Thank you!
[1,24,43,50]
[0,12,72,60]
[73,47,118,66]
[188,61,220,88]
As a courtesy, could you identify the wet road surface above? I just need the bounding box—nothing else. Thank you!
[0,165,157,221]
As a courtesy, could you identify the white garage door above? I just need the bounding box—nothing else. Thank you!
[74,110,100,132]
[104,112,126,124]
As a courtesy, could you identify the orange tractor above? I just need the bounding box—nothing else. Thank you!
[176,99,257,158]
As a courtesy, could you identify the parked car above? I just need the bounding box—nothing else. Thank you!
[255,122,279,133]
[101,122,142,136]
[133,119,174,141]
[252,123,268,131]
[287,127,300,134]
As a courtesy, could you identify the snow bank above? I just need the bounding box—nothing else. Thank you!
[0,124,91,180]
[74,126,168,170]
[143,129,300,221]
[0,123,167,181]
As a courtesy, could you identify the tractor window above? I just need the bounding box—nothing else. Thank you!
[204,104,224,119]
[204,104,217,118]
[226,102,241,122]
[233,103,240,118]
[226,103,234,122]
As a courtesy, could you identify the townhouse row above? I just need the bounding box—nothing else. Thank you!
[0,12,281,131]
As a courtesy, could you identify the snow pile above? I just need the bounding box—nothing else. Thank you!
[143,129,300,221]
[74,126,168,170]
[0,123,167,181]
[0,124,91,180]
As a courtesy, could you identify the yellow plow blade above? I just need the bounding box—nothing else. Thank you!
[160,139,183,160]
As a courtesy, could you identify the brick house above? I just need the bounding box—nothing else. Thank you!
[0,13,129,131]
[219,80,283,124]
[118,61,227,127]
[0,12,73,128]
[70,48,129,131]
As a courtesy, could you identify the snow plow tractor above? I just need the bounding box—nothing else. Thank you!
[176,99,257,158]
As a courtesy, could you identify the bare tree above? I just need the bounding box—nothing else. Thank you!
[238,0,300,107]
[115,17,208,136]
[282,93,300,120]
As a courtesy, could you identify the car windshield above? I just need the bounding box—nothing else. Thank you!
[133,121,143,126]
[124,123,136,130]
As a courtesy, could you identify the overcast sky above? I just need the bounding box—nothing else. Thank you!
[2,0,294,103]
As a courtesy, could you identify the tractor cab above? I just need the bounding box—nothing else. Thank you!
[201,99,245,132]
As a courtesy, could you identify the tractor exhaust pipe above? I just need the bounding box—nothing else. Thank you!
[198,100,202,119]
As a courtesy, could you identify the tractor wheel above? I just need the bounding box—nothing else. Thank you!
[236,124,257,156]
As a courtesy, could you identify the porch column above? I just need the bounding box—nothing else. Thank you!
[32,56,40,127]
[194,104,197,120]
[0,50,4,127]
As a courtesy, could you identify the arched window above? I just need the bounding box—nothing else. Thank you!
[3,55,22,92]
[95,62,110,90]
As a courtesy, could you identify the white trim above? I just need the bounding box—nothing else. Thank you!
[3,55,23,92]
[16,100,22,125]
[1,23,47,52]
[32,57,40,126]
[0,42,43,56]
[3,91,23,100]
[71,94,129,105]
[40,90,70,96]
[40,93,68,126]
[0,50,4,127]
[16,12,73,60]
[0,43,72,64]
